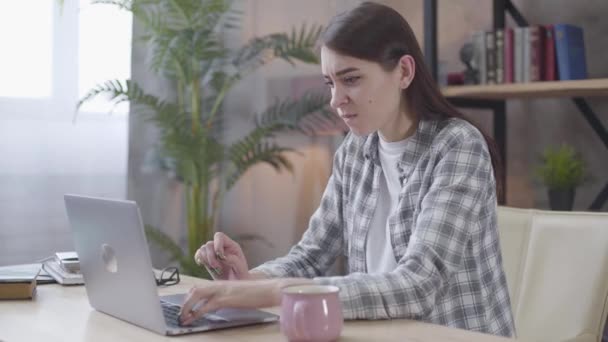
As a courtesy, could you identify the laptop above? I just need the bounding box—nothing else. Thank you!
[64,194,278,336]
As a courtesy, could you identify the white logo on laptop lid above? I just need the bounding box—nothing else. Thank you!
[101,244,118,273]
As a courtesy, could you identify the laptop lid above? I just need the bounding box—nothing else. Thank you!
[64,194,278,336]
[65,194,168,335]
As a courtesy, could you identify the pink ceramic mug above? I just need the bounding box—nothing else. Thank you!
[280,284,343,342]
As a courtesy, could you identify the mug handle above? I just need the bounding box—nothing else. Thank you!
[293,301,310,341]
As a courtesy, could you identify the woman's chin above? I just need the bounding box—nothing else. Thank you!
[347,125,374,137]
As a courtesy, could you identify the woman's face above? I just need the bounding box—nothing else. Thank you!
[321,46,407,137]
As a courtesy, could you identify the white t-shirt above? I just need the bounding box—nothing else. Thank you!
[365,134,409,274]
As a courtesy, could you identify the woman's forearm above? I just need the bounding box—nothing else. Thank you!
[219,278,314,308]
[246,270,270,280]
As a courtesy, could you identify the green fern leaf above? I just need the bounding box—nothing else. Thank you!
[226,142,295,189]
[144,224,210,278]
[144,224,188,264]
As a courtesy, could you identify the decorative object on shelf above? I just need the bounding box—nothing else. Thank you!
[446,72,465,86]
[536,144,588,211]
[78,0,333,277]
[459,42,478,85]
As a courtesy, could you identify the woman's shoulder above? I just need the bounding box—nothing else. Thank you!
[335,117,488,161]
[435,117,485,142]
[336,131,370,157]
[431,117,487,152]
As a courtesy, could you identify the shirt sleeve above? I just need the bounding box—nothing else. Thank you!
[251,135,349,279]
[314,136,493,320]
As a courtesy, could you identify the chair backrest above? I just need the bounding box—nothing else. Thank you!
[497,206,608,342]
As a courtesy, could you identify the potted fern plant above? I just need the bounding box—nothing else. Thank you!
[78,0,333,277]
[536,144,587,211]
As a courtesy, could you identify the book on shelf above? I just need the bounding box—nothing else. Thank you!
[0,263,40,300]
[485,31,497,84]
[543,24,557,81]
[504,28,514,83]
[514,27,524,83]
[464,22,587,86]
[522,27,531,82]
[495,29,505,84]
[42,259,84,285]
[528,26,546,82]
[554,24,587,80]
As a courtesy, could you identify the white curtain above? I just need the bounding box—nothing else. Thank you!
[0,1,132,265]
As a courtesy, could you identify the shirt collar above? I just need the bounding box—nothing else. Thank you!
[363,119,439,176]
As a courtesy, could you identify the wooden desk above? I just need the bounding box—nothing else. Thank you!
[0,275,515,341]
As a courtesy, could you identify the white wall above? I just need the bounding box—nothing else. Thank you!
[0,117,128,266]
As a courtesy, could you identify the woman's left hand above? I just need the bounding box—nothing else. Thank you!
[179,278,312,325]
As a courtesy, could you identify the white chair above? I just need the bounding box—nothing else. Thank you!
[497,206,608,342]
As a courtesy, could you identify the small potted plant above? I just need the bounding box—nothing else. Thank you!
[536,144,587,211]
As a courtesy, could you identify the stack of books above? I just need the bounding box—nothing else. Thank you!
[0,264,41,300]
[470,23,587,84]
[42,252,84,285]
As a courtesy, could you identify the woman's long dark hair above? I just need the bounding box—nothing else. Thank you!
[320,1,503,198]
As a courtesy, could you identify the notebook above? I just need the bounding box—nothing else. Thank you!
[0,264,40,300]
[42,259,84,285]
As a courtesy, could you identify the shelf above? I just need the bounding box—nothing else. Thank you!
[441,78,608,100]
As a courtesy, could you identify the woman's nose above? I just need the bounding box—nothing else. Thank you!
[330,86,348,110]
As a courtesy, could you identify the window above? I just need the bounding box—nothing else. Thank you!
[78,0,132,114]
[0,0,132,117]
[0,1,53,98]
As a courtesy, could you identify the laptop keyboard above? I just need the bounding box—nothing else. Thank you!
[161,301,229,327]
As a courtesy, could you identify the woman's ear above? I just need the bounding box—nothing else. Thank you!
[398,55,416,89]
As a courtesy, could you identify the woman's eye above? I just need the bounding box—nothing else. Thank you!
[343,76,360,85]
[324,80,334,88]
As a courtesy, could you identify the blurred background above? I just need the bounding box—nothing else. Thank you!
[1,0,606,269]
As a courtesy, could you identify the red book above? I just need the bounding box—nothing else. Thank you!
[543,25,557,81]
[529,26,545,82]
[504,28,514,83]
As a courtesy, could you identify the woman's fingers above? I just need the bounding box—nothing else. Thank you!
[179,287,209,324]
[179,286,216,325]
[179,286,204,319]
[194,242,224,278]
[181,299,219,326]
[193,233,248,280]
[215,232,246,258]
[213,232,227,260]
[194,247,206,266]
[222,254,247,278]
[215,233,249,277]
[202,243,223,277]
[179,280,287,325]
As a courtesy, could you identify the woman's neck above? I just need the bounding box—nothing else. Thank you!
[379,106,418,142]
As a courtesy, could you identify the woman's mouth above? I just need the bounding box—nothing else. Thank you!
[341,113,358,122]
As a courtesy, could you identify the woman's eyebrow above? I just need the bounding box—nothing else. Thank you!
[323,67,360,79]
[336,67,359,76]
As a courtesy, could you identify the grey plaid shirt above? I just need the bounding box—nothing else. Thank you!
[253,118,516,337]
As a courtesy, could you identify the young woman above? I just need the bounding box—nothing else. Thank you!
[179,2,515,337]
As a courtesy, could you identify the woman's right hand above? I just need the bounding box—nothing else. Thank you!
[194,232,250,280]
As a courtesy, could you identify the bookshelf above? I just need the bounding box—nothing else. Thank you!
[424,0,608,210]
[442,78,608,100]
